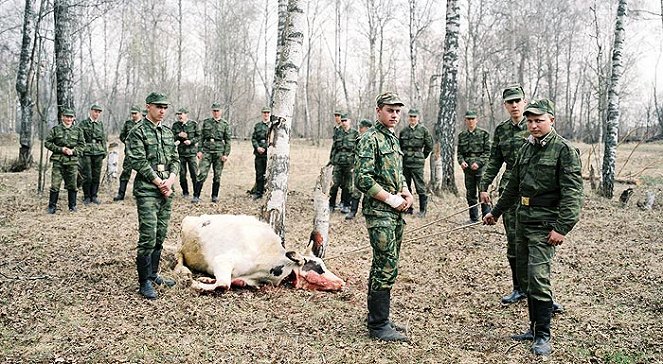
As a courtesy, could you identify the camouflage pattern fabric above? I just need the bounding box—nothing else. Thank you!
[515,224,556,302]
[178,155,198,195]
[330,127,359,199]
[81,155,104,197]
[457,127,491,212]
[78,118,108,156]
[45,123,86,192]
[252,121,269,195]
[367,215,405,291]
[399,124,433,169]
[197,118,231,184]
[172,120,199,157]
[119,119,141,182]
[197,153,224,184]
[135,196,173,256]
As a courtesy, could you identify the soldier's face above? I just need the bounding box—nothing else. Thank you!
[376,105,402,129]
[262,111,270,121]
[212,109,222,119]
[334,115,341,125]
[408,115,419,126]
[359,126,369,134]
[131,112,141,121]
[178,113,188,122]
[62,115,74,127]
[90,109,102,120]
[465,118,477,130]
[504,98,526,120]
[147,103,168,123]
[526,113,554,138]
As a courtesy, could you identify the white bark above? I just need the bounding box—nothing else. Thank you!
[309,164,333,258]
[16,0,36,169]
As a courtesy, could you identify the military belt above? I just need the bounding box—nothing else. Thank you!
[206,138,224,144]
[520,193,560,207]
[151,164,168,172]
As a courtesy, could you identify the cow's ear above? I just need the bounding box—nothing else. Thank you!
[285,251,305,266]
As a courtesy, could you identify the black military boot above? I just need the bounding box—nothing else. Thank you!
[416,195,428,218]
[367,290,410,342]
[340,189,350,213]
[136,255,157,300]
[67,189,77,212]
[90,183,101,205]
[180,178,189,197]
[468,205,479,222]
[552,301,564,314]
[531,299,553,356]
[211,182,220,203]
[501,258,526,304]
[345,198,360,220]
[113,180,128,201]
[328,189,338,212]
[47,190,59,214]
[480,203,491,218]
[150,249,176,287]
[192,182,203,204]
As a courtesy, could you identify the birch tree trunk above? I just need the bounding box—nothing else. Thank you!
[15,0,37,170]
[431,0,460,195]
[54,0,75,113]
[261,0,306,243]
[600,0,627,199]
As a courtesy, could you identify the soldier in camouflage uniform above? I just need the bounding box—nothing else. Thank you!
[328,110,348,211]
[125,92,179,300]
[399,108,433,217]
[78,104,107,205]
[172,107,198,198]
[457,110,491,222]
[113,106,143,201]
[355,92,413,342]
[251,107,271,200]
[193,102,231,203]
[330,114,359,213]
[45,108,86,213]
[345,119,373,220]
[484,99,583,356]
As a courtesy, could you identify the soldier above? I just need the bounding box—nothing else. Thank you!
[113,106,143,201]
[125,92,179,300]
[355,92,413,342]
[78,104,107,205]
[192,102,231,203]
[483,99,583,356]
[328,110,347,211]
[251,107,271,200]
[45,108,86,213]
[457,110,491,222]
[345,119,373,220]
[172,107,198,198]
[398,108,433,217]
[330,114,359,214]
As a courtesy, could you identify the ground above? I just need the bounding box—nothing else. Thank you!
[0,135,661,363]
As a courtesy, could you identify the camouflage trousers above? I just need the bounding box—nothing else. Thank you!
[330,164,354,199]
[50,162,78,193]
[366,214,405,291]
[515,222,557,303]
[179,155,198,195]
[502,207,517,259]
[136,196,173,256]
[463,171,490,216]
[254,155,267,196]
[80,154,104,198]
[197,152,224,184]
[403,165,426,196]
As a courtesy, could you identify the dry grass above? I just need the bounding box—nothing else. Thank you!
[0,134,662,363]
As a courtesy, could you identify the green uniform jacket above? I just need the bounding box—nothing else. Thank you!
[491,129,583,235]
[399,123,433,168]
[119,119,140,144]
[331,128,359,166]
[126,119,180,198]
[45,123,86,165]
[479,117,529,192]
[172,120,199,157]
[78,117,107,156]
[198,118,231,155]
[251,121,269,156]
[457,127,491,169]
[354,122,406,220]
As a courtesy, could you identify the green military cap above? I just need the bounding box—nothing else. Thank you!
[502,84,525,101]
[359,119,373,128]
[408,108,419,116]
[90,104,103,111]
[340,113,349,121]
[145,92,170,105]
[211,102,222,110]
[376,91,405,107]
[176,107,189,114]
[61,108,75,117]
[333,110,342,116]
[464,110,478,119]
[130,105,141,113]
[261,106,271,113]
[524,98,555,116]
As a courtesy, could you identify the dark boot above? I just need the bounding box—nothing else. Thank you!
[136,255,157,300]
[47,190,59,214]
[180,177,189,197]
[113,180,128,201]
[150,249,176,287]
[90,183,101,204]
[367,290,409,342]
[328,189,338,212]
[480,203,491,218]
[501,258,526,304]
[531,299,553,356]
[67,190,77,212]
[416,195,428,217]
[345,198,360,220]
[192,181,203,203]
[552,301,565,314]
[211,182,220,203]
[340,189,350,213]
[469,205,480,222]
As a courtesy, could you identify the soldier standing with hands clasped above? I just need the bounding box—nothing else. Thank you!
[78,104,107,205]
[483,99,583,356]
[172,107,198,198]
[192,102,231,203]
[457,110,491,222]
[251,107,271,200]
[330,114,359,213]
[114,106,143,201]
[355,92,413,342]
[126,92,179,300]
[398,108,433,217]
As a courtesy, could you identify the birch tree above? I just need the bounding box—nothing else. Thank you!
[54,0,75,113]
[261,0,306,242]
[600,0,628,199]
[15,0,37,170]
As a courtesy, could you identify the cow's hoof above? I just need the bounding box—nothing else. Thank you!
[197,277,216,284]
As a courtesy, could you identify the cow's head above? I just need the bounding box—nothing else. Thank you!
[285,250,345,291]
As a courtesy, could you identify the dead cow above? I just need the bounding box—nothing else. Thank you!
[174,214,345,292]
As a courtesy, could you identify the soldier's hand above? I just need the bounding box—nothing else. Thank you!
[184,140,192,145]
[483,213,496,225]
[547,230,565,246]
[62,147,73,156]
[471,163,479,171]
[196,152,203,160]
[220,155,228,162]
[461,162,468,170]
[179,131,187,138]
[480,191,491,204]
[385,194,406,211]
[257,147,265,154]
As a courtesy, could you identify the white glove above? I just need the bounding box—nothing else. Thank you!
[385,194,406,209]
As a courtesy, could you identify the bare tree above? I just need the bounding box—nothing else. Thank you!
[54,0,75,113]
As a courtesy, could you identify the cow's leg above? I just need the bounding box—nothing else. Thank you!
[190,256,233,291]
[173,251,192,278]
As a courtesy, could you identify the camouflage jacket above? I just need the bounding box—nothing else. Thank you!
[354,122,406,220]
[172,120,199,157]
[251,121,269,156]
[457,127,491,173]
[491,129,583,235]
[198,118,231,155]
[78,117,107,156]
[479,117,529,192]
[331,127,359,166]
[126,119,180,198]
[119,119,141,144]
[45,123,86,165]
[399,123,433,168]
